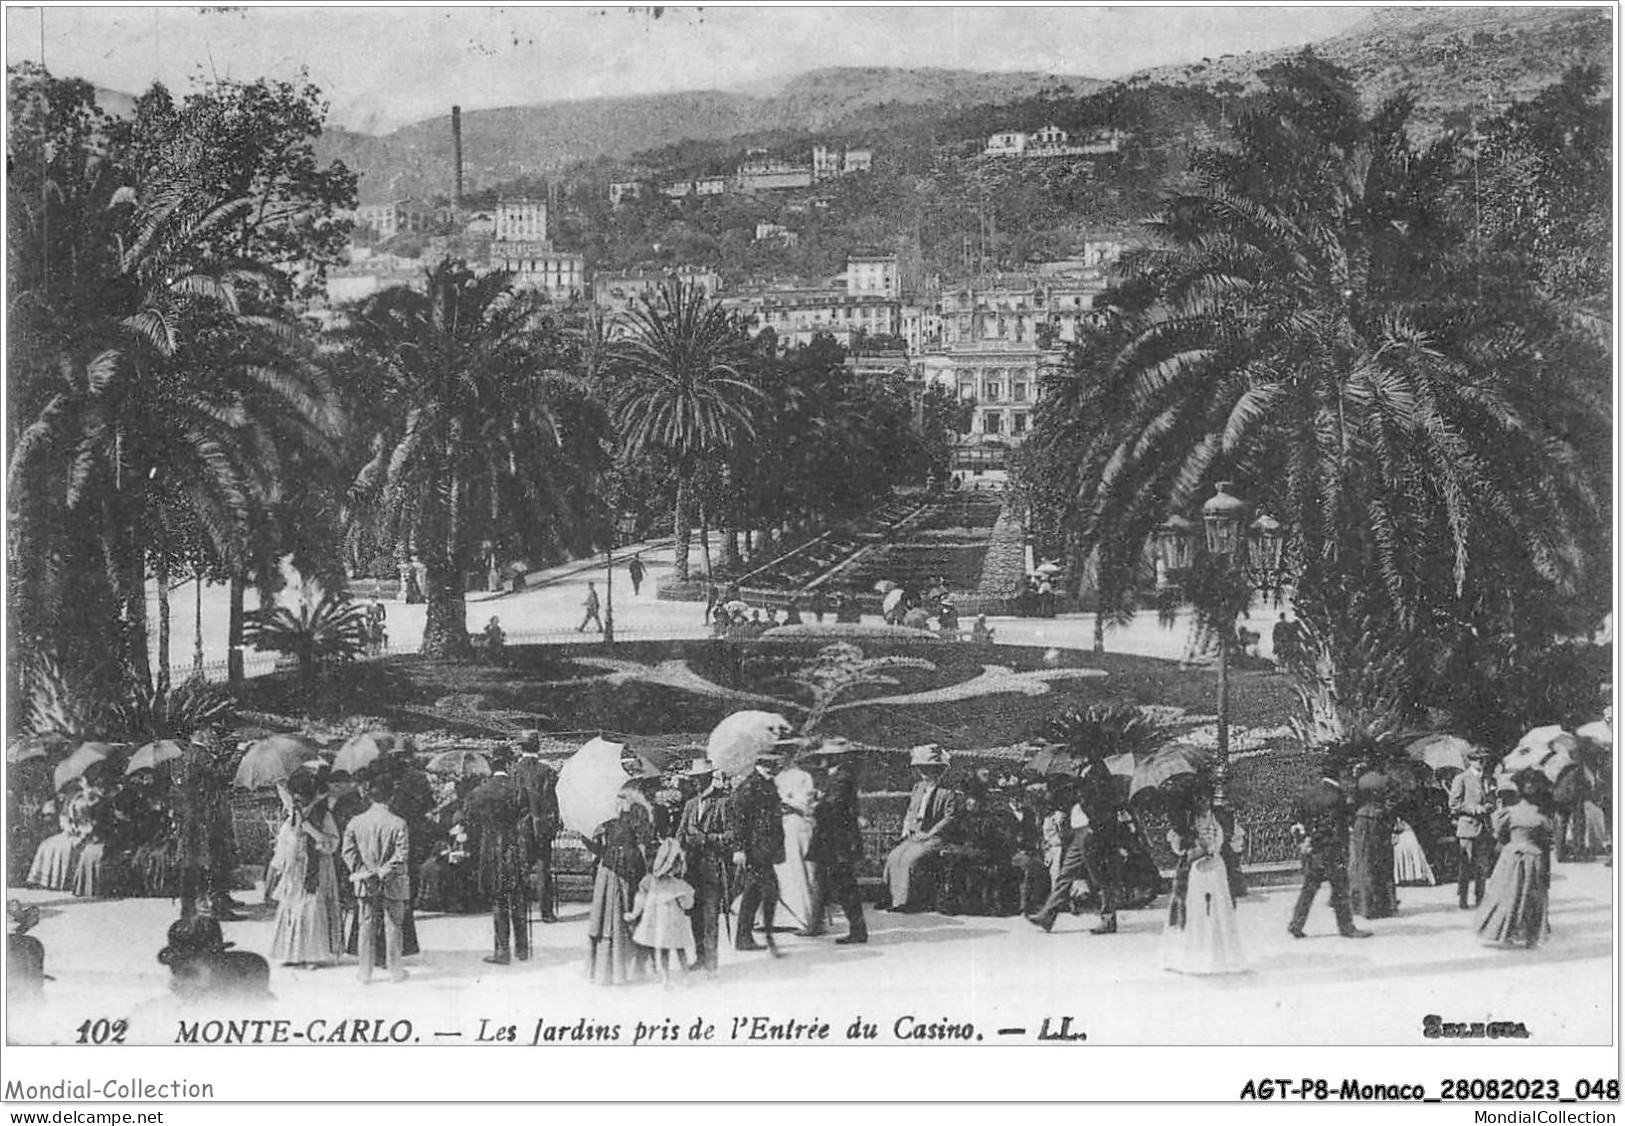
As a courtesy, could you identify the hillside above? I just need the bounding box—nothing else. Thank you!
[1127,6,1612,131]
[318,66,1102,203]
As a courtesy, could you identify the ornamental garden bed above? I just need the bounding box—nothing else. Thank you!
[235,632,1305,817]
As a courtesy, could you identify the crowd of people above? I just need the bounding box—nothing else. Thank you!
[6,713,1609,1008]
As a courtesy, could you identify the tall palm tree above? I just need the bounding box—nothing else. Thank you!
[609,280,762,584]
[345,260,603,657]
[1045,54,1609,709]
[9,168,337,689]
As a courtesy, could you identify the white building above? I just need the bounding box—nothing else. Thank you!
[493,199,548,243]
[593,266,722,317]
[846,253,899,299]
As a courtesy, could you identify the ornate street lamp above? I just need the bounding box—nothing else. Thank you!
[603,511,640,645]
[1155,482,1286,803]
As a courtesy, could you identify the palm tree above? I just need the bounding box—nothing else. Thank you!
[9,164,338,689]
[1044,54,1609,710]
[345,260,603,657]
[609,280,762,584]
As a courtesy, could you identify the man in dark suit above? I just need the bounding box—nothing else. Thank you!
[678,759,733,973]
[1449,747,1497,909]
[806,736,867,945]
[1288,762,1373,939]
[465,749,536,964]
[731,741,789,956]
[341,773,412,983]
[511,730,560,923]
[1028,757,1123,933]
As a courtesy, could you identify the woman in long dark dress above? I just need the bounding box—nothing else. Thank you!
[584,787,656,985]
[1477,770,1555,948]
[1348,770,1398,919]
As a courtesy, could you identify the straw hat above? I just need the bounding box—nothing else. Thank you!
[909,744,949,768]
[684,758,718,778]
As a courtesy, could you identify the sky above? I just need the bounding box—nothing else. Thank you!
[6,4,1374,133]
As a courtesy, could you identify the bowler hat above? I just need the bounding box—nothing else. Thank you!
[685,758,718,777]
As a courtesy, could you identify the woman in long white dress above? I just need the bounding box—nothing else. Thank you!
[269,773,343,968]
[774,758,825,935]
[1392,818,1436,886]
[1162,790,1247,975]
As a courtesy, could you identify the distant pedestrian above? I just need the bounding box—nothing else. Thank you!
[1272,613,1303,667]
[578,581,604,633]
[809,589,828,623]
[783,599,803,626]
[482,616,505,654]
[703,582,719,623]
[627,554,645,597]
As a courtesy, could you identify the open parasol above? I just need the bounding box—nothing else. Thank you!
[706,710,794,780]
[1406,733,1475,773]
[1574,720,1612,767]
[1033,560,1063,576]
[1026,744,1084,777]
[233,734,321,788]
[1128,743,1214,800]
[1501,725,1578,784]
[723,599,749,615]
[557,736,631,835]
[334,731,398,775]
[882,588,905,615]
[426,748,491,779]
[54,742,111,792]
[872,580,898,594]
[126,739,186,775]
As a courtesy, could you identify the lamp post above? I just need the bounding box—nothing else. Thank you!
[1154,482,1286,802]
[603,511,640,645]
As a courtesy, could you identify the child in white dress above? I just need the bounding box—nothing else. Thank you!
[626,839,697,986]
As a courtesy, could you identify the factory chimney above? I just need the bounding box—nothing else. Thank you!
[451,105,464,210]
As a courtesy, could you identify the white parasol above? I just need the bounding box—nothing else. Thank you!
[557,736,631,835]
[723,600,749,615]
[1502,725,1578,783]
[706,710,794,780]
[334,731,398,775]
[882,588,905,615]
[1406,733,1476,773]
[233,734,321,789]
[1033,561,1063,576]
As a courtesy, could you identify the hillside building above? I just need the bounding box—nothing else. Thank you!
[593,266,722,318]
[609,180,642,206]
[983,124,1127,159]
[354,199,434,240]
[846,253,900,299]
[493,199,548,243]
[755,222,799,247]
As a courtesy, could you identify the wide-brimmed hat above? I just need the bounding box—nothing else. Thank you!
[1465,745,1491,761]
[808,736,855,758]
[910,744,949,768]
[759,737,800,759]
[651,838,685,878]
[684,758,718,778]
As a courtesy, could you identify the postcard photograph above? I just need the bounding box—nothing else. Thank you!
[2,2,1617,1102]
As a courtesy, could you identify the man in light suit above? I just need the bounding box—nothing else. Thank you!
[342,774,411,984]
[883,744,959,912]
[1449,747,1497,909]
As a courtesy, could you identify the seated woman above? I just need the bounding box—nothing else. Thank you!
[882,746,959,912]
[75,761,137,899]
[29,779,95,892]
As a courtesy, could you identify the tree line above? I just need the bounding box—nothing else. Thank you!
[6,65,949,723]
